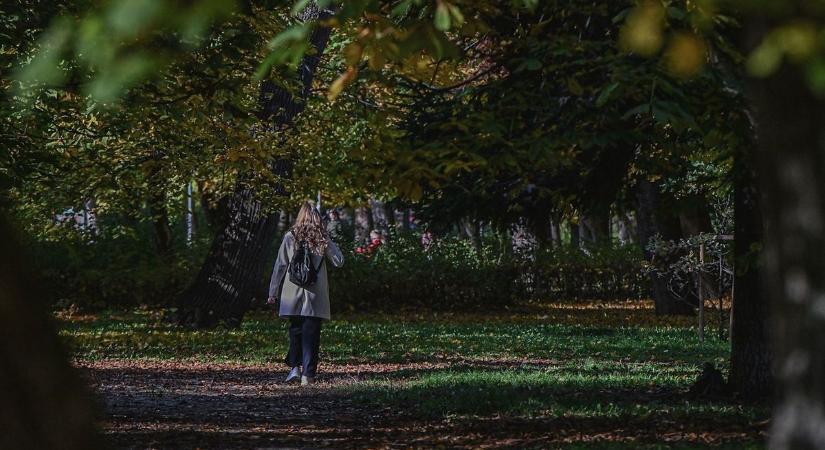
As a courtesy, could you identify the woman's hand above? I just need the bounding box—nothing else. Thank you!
[266,297,277,305]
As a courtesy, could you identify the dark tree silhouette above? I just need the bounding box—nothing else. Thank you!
[746,23,825,445]
[0,216,101,449]
[728,138,771,398]
[177,5,333,328]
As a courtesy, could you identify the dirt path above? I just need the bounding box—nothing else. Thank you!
[77,360,764,449]
[79,360,491,449]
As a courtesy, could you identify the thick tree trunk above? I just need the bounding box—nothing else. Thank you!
[177,6,332,328]
[580,210,611,244]
[747,43,824,444]
[177,186,282,327]
[636,179,694,315]
[729,140,771,398]
[0,216,101,450]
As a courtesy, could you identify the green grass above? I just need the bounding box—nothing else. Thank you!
[58,304,767,447]
[347,366,764,419]
[60,309,728,365]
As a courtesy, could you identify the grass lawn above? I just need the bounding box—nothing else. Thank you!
[59,300,768,448]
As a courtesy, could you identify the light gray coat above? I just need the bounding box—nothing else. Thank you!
[268,231,344,320]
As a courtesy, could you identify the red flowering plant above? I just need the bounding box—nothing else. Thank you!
[354,231,385,258]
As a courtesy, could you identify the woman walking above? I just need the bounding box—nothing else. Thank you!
[267,202,344,385]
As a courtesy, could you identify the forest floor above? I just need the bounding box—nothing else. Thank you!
[60,300,769,449]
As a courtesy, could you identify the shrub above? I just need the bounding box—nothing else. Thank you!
[329,231,648,313]
[28,228,208,310]
[30,224,647,312]
[331,233,518,312]
[528,244,649,301]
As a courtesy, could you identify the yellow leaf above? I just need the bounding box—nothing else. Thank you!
[665,32,707,78]
[619,1,665,56]
[328,66,358,101]
[344,42,363,67]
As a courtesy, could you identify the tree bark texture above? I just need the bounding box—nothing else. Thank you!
[747,43,825,447]
[729,138,772,399]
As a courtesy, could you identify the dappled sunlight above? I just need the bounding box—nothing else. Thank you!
[56,301,766,447]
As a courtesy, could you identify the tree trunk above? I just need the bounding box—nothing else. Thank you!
[401,208,411,232]
[459,217,482,250]
[198,180,229,232]
[0,216,101,450]
[277,209,290,234]
[177,6,332,328]
[569,221,580,247]
[147,157,173,254]
[149,187,173,255]
[636,179,694,315]
[354,206,372,244]
[616,212,635,244]
[679,198,720,300]
[369,199,389,232]
[729,138,771,399]
[746,31,823,443]
[550,217,561,248]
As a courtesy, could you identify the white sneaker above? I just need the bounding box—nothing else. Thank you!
[301,375,315,386]
[285,367,301,383]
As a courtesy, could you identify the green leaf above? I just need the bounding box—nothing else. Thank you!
[267,24,310,51]
[595,82,619,107]
[448,4,464,27]
[746,40,782,78]
[665,6,686,20]
[107,0,164,38]
[14,17,72,87]
[86,53,156,102]
[434,3,451,31]
[391,0,413,18]
[806,57,825,96]
[567,78,584,96]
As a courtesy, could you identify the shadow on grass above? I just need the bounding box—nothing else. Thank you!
[82,361,767,449]
[343,368,769,425]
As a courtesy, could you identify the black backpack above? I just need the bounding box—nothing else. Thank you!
[288,239,324,288]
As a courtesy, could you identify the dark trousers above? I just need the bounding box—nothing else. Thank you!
[286,316,323,377]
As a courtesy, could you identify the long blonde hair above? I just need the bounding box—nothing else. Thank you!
[291,201,328,254]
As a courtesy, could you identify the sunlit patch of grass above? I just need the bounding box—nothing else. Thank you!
[58,307,728,365]
[58,301,766,447]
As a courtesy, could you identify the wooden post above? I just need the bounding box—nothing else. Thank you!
[698,242,705,342]
[718,234,734,341]
[718,245,724,340]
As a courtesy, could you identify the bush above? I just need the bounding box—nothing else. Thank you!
[331,233,518,312]
[528,245,649,301]
[30,223,647,312]
[28,229,207,310]
[330,231,648,313]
